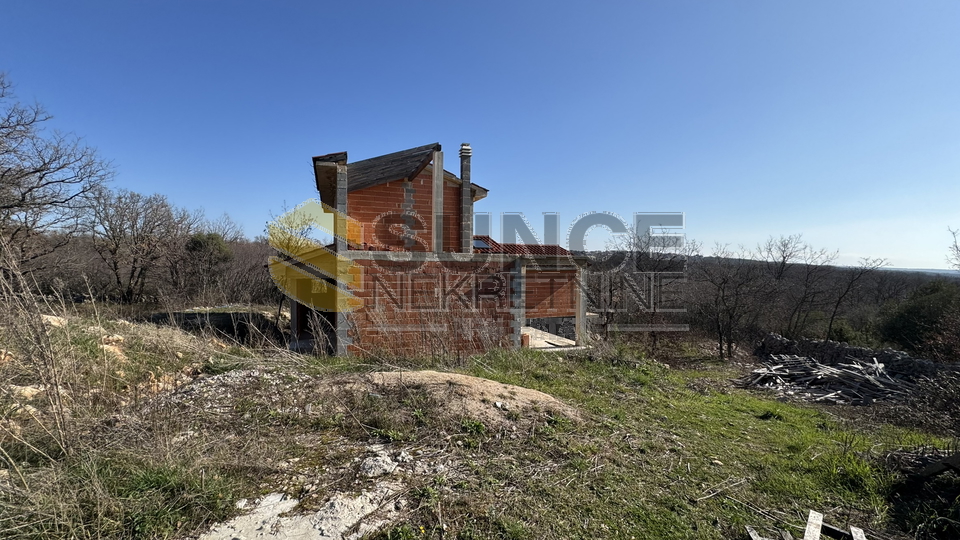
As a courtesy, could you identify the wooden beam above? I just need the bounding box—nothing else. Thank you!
[917,453,960,479]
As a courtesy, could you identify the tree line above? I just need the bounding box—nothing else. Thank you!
[5,71,959,358]
[587,230,960,361]
[1,73,277,307]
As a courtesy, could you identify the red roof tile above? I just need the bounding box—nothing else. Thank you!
[472,235,571,256]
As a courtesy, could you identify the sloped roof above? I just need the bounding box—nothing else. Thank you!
[313,143,488,197]
[344,142,440,192]
[472,235,571,256]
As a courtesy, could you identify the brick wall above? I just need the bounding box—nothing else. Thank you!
[442,180,463,253]
[525,269,578,318]
[344,258,520,357]
[346,176,433,251]
[346,170,466,253]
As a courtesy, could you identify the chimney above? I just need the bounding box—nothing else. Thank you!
[460,143,473,253]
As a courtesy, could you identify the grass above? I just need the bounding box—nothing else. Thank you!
[366,346,955,540]
[2,307,958,539]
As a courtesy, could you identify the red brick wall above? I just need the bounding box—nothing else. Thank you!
[346,177,433,251]
[442,181,463,253]
[525,269,578,318]
[346,170,466,253]
[408,171,434,251]
[345,258,518,357]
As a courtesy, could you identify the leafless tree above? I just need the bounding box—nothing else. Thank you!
[0,73,111,273]
[583,228,699,346]
[688,244,771,359]
[757,235,838,337]
[85,187,202,303]
[949,227,960,271]
[825,256,888,340]
[758,233,807,282]
[218,236,280,305]
[206,213,246,243]
[619,229,698,349]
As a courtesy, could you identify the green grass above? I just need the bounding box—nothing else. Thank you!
[361,346,952,540]
[3,314,957,539]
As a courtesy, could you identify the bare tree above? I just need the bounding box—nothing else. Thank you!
[615,229,698,349]
[85,188,201,303]
[221,237,279,305]
[689,244,770,359]
[825,257,888,340]
[757,235,838,337]
[758,233,806,282]
[0,73,111,273]
[949,227,960,271]
[205,213,246,243]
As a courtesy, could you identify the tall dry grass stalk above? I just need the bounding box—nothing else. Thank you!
[349,302,510,365]
[0,238,72,462]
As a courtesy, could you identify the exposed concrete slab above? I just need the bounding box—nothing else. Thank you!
[521,326,584,350]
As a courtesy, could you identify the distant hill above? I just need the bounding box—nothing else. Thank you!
[885,267,959,276]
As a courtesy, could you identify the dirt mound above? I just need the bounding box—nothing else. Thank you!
[144,368,578,437]
[341,370,579,429]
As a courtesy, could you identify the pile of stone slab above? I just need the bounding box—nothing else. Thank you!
[741,354,915,404]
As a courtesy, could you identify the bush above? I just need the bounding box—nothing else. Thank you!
[880,281,960,354]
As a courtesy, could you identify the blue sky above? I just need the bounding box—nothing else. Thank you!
[3,1,958,268]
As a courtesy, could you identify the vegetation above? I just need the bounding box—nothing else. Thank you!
[586,232,960,361]
[2,304,958,539]
[4,69,960,539]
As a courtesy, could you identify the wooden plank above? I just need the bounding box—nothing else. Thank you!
[746,526,771,540]
[779,530,795,540]
[917,453,960,479]
[803,510,823,540]
[916,461,949,478]
[850,526,867,540]
[944,453,960,472]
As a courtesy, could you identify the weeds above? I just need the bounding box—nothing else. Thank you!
[1,239,954,539]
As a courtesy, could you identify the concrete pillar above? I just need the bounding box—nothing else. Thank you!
[333,164,351,356]
[460,143,473,253]
[575,267,587,345]
[432,150,444,253]
[509,258,526,348]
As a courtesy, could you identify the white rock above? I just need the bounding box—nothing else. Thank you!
[9,385,43,401]
[199,486,400,540]
[100,334,124,345]
[40,315,67,328]
[359,455,397,477]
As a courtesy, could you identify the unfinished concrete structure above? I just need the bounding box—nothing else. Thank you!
[286,143,585,356]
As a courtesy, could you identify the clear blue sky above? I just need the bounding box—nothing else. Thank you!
[3,1,958,268]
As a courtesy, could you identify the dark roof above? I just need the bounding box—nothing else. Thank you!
[344,142,440,192]
[313,143,489,198]
[472,235,571,256]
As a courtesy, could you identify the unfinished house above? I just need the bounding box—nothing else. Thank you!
[282,142,584,356]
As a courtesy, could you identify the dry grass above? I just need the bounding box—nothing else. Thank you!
[2,241,959,539]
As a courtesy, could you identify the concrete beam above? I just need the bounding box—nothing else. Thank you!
[432,150,443,253]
